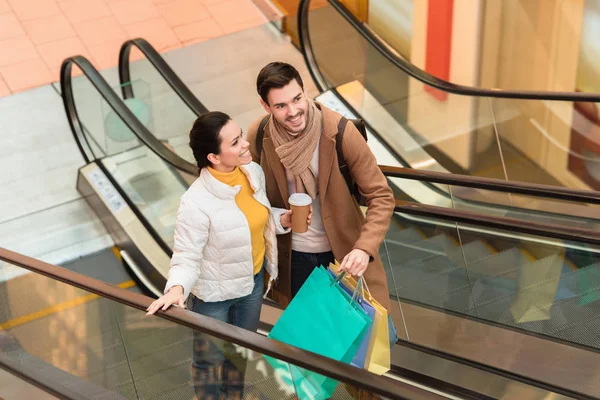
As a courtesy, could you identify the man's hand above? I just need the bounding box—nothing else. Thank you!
[339,249,370,277]
[146,285,185,315]
[280,206,312,228]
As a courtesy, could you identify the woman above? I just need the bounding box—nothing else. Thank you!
[146,111,304,398]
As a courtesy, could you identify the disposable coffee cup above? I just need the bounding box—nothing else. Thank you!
[288,193,312,233]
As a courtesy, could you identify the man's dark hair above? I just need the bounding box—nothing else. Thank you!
[256,62,304,105]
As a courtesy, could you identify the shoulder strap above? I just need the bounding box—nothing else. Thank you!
[256,115,270,163]
[336,117,353,193]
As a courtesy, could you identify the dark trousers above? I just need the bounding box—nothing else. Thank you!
[290,250,335,298]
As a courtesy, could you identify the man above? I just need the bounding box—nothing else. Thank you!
[246,62,395,318]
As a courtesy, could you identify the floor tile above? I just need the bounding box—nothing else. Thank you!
[73,16,127,47]
[58,0,111,23]
[37,37,93,72]
[0,13,25,41]
[220,15,264,34]
[174,18,222,43]
[0,0,10,13]
[22,14,76,44]
[86,40,125,70]
[8,0,61,21]
[0,36,39,67]
[0,58,53,92]
[0,75,11,97]
[156,0,210,27]
[108,0,160,25]
[123,17,180,51]
[206,0,266,32]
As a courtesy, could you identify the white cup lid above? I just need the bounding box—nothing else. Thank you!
[288,193,312,206]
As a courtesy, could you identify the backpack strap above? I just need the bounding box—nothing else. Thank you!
[336,117,353,194]
[255,115,270,163]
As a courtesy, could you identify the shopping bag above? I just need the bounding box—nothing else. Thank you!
[326,268,377,369]
[266,266,370,399]
[329,262,391,375]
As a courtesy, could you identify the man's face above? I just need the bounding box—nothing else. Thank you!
[261,79,309,134]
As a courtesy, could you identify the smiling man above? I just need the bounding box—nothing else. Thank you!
[245,62,396,323]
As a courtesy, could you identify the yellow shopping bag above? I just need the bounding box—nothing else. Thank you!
[329,262,391,375]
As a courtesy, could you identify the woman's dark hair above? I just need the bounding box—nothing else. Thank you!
[257,62,304,104]
[189,111,231,172]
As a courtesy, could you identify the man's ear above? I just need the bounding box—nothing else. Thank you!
[259,98,270,114]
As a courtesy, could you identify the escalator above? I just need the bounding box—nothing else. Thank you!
[2,248,453,400]
[299,0,600,226]
[55,12,600,400]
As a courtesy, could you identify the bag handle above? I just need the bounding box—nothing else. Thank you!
[331,271,365,309]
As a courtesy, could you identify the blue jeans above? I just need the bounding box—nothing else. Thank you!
[291,250,398,347]
[188,266,264,400]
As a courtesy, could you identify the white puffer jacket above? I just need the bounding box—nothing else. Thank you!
[165,162,288,302]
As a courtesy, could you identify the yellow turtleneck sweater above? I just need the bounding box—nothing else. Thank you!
[208,166,268,274]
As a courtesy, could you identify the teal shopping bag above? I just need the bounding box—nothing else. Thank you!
[266,266,370,400]
[326,267,376,369]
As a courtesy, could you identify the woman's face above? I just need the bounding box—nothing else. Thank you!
[210,120,252,170]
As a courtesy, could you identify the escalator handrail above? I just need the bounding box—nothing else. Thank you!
[118,38,208,115]
[0,354,82,400]
[381,165,600,204]
[0,247,446,400]
[59,55,198,176]
[298,0,600,102]
[395,199,600,246]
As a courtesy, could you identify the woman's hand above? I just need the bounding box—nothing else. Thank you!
[280,206,312,228]
[146,285,185,315]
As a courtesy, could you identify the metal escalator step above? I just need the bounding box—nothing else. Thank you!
[470,254,567,322]
[467,247,529,277]
[460,240,495,265]
[384,234,457,266]
[385,226,424,245]
[548,297,600,349]
[397,272,476,314]
[396,266,475,311]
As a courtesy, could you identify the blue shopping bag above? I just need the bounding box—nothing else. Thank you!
[266,266,370,400]
[326,267,376,369]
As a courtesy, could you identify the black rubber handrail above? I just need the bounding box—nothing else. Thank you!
[381,165,600,205]
[59,55,198,176]
[0,248,447,400]
[298,0,600,102]
[119,38,208,115]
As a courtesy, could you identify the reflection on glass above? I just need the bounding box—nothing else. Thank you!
[0,261,393,399]
[382,209,600,350]
[100,80,152,158]
[307,1,506,181]
[383,211,475,315]
[102,148,187,248]
[127,54,197,164]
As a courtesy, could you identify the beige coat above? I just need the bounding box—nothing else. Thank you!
[247,104,394,311]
